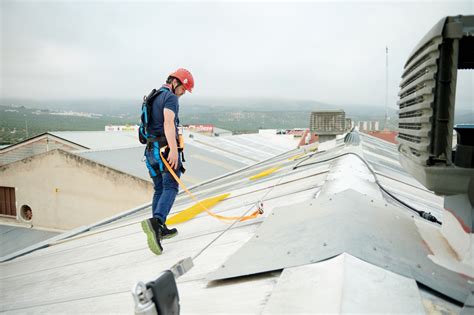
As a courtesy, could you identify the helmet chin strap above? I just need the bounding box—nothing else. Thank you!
[171,82,176,94]
[171,80,183,95]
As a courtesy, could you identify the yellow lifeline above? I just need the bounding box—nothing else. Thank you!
[287,153,305,161]
[166,193,230,225]
[159,147,263,224]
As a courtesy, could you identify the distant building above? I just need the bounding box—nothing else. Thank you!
[50,111,102,118]
[286,129,307,137]
[0,131,142,166]
[186,124,214,133]
[310,110,345,135]
[105,125,139,132]
[345,118,352,131]
[184,125,233,137]
[0,149,153,230]
[356,121,380,132]
[0,131,150,232]
[310,110,346,143]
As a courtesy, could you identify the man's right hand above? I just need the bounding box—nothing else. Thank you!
[167,149,179,170]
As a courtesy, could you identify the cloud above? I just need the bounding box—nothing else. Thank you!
[1,0,472,109]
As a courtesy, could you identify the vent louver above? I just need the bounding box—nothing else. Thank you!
[397,37,442,165]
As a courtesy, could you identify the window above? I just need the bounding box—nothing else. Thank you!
[0,186,17,217]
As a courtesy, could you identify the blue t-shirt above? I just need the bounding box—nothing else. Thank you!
[148,86,180,137]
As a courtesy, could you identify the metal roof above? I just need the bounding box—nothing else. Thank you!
[186,130,299,164]
[75,131,296,186]
[76,143,248,186]
[0,131,467,313]
[76,146,150,181]
[49,131,141,150]
[0,132,88,153]
[0,130,298,264]
[0,225,59,258]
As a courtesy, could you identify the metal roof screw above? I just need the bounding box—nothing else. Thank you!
[323,242,327,247]
[287,251,291,255]
[371,200,374,203]
[221,265,225,268]
[255,235,259,238]
[417,264,421,269]
[373,247,377,251]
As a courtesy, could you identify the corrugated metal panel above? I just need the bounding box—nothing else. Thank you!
[207,189,468,303]
[188,132,299,164]
[262,253,425,314]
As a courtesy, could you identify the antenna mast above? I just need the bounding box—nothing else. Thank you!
[385,46,389,131]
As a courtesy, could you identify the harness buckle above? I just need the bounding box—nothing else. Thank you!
[257,201,264,214]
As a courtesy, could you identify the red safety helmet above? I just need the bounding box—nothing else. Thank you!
[169,68,194,93]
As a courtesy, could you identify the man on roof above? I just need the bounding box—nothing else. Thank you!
[141,68,194,255]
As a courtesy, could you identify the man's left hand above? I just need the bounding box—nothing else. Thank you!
[167,149,179,170]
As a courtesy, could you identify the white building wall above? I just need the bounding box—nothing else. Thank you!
[0,150,153,230]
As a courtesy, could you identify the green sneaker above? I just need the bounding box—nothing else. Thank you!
[141,218,163,255]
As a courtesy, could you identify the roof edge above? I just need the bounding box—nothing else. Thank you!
[0,132,89,154]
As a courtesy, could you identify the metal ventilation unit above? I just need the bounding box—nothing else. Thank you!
[397,15,474,196]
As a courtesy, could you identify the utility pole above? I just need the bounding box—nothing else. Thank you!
[384,46,389,131]
[24,114,29,138]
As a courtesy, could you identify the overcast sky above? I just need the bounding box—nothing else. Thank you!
[1,0,473,109]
